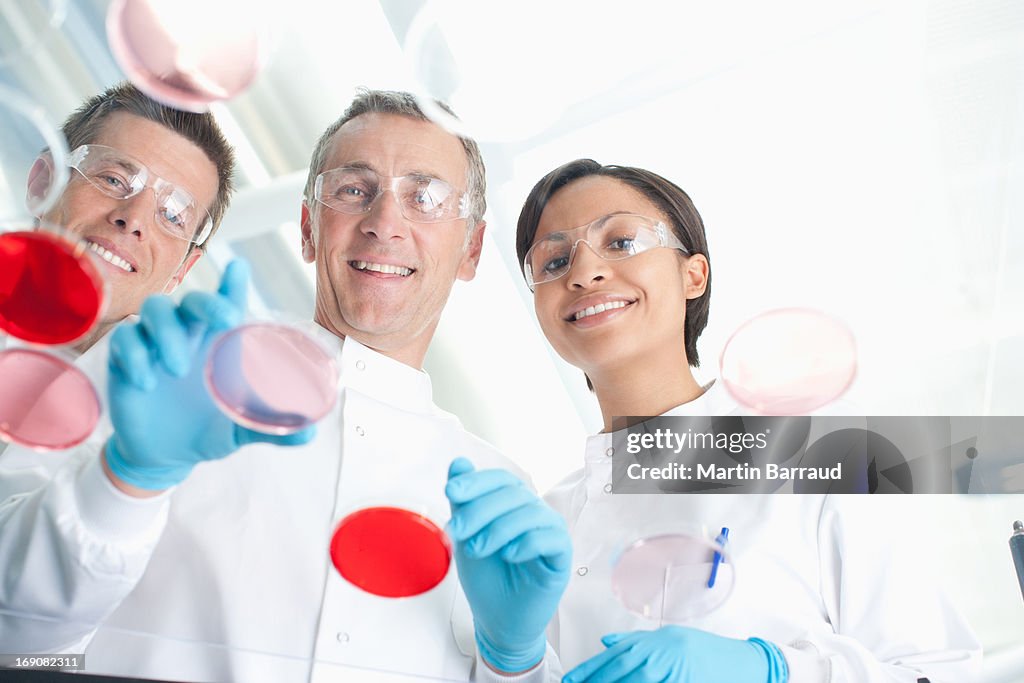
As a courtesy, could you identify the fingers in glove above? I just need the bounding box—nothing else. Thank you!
[448,483,538,541]
[236,424,317,448]
[463,502,562,559]
[138,296,192,377]
[217,259,250,311]
[109,322,157,390]
[500,526,572,569]
[563,639,645,683]
[446,467,525,505]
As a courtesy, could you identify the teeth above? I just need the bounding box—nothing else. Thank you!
[575,300,629,321]
[86,241,134,272]
[353,261,413,276]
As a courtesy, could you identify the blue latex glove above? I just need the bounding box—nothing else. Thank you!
[106,260,316,491]
[445,457,572,673]
[562,627,788,683]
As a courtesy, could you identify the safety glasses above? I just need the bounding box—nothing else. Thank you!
[523,213,689,290]
[69,145,214,246]
[312,166,470,224]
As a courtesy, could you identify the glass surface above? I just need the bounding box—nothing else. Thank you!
[329,506,452,598]
[0,0,67,67]
[106,0,271,112]
[0,83,69,224]
[0,348,100,450]
[720,307,857,415]
[611,532,734,623]
[0,230,105,346]
[205,322,338,435]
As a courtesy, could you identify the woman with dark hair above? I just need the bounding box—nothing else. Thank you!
[516,159,979,683]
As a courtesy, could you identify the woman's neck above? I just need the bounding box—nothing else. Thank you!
[591,352,706,433]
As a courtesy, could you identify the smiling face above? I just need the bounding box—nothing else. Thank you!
[301,113,484,367]
[531,175,707,377]
[37,111,218,326]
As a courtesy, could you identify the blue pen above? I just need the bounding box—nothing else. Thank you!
[708,527,730,589]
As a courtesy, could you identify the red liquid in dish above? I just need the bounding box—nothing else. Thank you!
[0,348,100,450]
[329,507,452,598]
[0,231,104,345]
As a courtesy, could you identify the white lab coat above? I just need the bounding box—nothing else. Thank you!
[0,335,557,683]
[545,380,982,683]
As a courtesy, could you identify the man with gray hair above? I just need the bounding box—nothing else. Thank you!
[1,89,570,683]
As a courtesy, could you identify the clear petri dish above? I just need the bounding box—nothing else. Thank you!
[611,532,734,623]
[0,83,70,224]
[720,307,857,415]
[0,347,100,450]
[106,0,272,112]
[329,506,452,598]
[205,322,339,435]
[0,229,106,346]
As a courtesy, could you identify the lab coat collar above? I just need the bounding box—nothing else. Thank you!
[338,335,439,416]
[583,379,728,463]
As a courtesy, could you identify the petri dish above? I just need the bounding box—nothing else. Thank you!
[329,506,452,598]
[720,307,857,415]
[0,348,100,450]
[0,230,105,346]
[205,322,338,435]
[0,83,70,224]
[611,532,734,623]
[106,0,271,112]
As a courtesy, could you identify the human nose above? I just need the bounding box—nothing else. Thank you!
[107,188,157,240]
[358,184,410,242]
[566,240,612,289]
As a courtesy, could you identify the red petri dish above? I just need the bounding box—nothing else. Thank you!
[0,348,100,451]
[329,506,452,598]
[0,231,104,346]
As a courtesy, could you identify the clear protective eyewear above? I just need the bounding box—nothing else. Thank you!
[312,166,470,224]
[68,144,214,246]
[523,213,690,290]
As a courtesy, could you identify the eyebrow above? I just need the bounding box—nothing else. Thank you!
[110,158,141,175]
[540,211,635,242]
[337,161,452,183]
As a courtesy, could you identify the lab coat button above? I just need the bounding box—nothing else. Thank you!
[336,632,349,643]
[577,566,589,576]
[603,483,612,493]
[605,447,614,457]
[355,360,366,371]
[356,426,365,436]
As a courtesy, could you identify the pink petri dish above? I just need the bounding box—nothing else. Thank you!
[329,507,452,598]
[720,307,857,415]
[0,348,100,450]
[0,231,105,346]
[106,0,268,112]
[611,533,734,623]
[205,322,338,435]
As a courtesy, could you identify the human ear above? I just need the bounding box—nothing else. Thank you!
[26,153,55,214]
[682,253,709,300]
[456,220,486,282]
[300,202,317,263]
